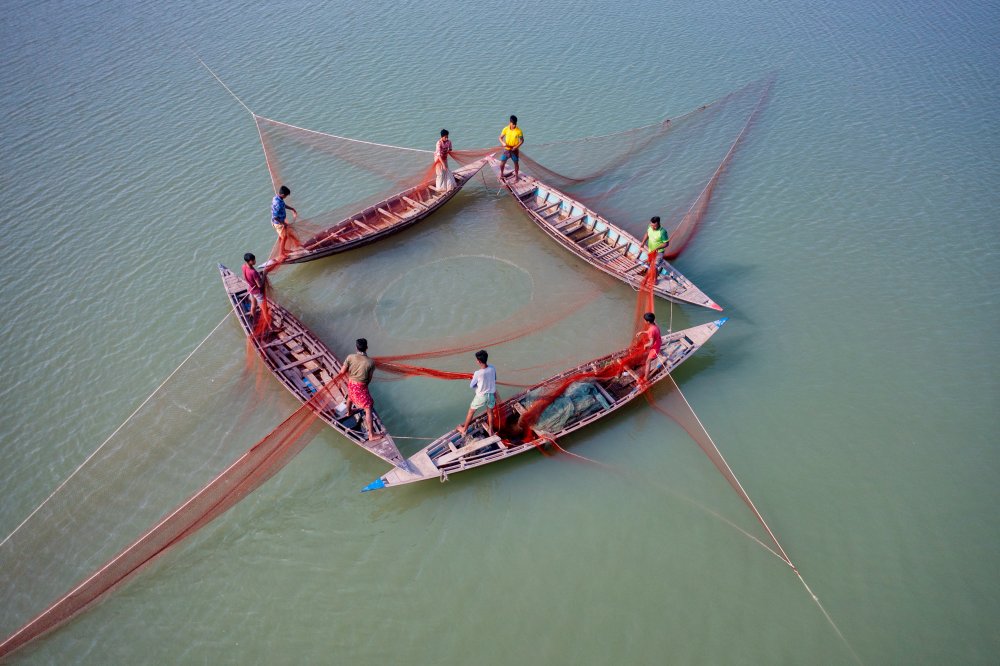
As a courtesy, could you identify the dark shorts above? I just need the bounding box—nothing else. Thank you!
[500,148,520,163]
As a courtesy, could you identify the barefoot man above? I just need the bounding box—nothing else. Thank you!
[639,216,669,268]
[270,185,298,248]
[241,252,267,321]
[498,115,524,180]
[334,338,379,441]
[635,312,662,382]
[458,350,497,438]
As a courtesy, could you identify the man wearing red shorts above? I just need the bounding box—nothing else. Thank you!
[334,338,378,441]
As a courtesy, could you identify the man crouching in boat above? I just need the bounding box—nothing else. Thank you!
[640,216,669,270]
[333,338,380,441]
[457,350,497,438]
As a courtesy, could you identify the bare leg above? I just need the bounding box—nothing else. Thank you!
[457,408,476,436]
[643,352,656,382]
[364,406,375,441]
[486,408,495,436]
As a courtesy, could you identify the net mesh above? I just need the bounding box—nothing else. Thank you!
[516,76,774,257]
[253,116,496,268]
[0,76,779,657]
[0,340,338,658]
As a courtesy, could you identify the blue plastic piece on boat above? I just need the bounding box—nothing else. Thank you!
[715,317,729,327]
[361,478,386,493]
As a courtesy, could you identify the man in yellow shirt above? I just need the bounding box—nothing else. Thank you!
[498,115,524,180]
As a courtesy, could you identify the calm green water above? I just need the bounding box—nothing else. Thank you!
[1,0,998,663]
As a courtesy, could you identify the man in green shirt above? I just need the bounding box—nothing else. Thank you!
[640,216,669,267]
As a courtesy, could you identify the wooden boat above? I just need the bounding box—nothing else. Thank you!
[361,318,726,491]
[218,264,407,468]
[488,156,722,311]
[281,158,488,263]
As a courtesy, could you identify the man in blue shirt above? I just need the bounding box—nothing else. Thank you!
[271,185,297,239]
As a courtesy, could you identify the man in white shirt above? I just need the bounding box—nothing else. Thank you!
[458,350,497,437]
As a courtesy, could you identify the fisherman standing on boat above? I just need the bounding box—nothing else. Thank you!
[458,350,497,438]
[640,216,669,269]
[334,338,379,441]
[271,185,297,241]
[498,115,524,180]
[241,252,267,321]
[635,312,663,382]
[434,129,457,191]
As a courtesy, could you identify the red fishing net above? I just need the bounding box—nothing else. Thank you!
[0,77,778,658]
[515,76,774,257]
[0,379,337,659]
[253,115,496,268]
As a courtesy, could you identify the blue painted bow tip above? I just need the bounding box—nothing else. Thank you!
[361,478,386,493]
[714,317,729,327]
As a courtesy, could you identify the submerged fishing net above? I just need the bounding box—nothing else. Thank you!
[517,76,774,257]
[0,72,778,657]
[0,324,338,658]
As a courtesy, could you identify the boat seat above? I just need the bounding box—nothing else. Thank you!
[533,201,561,215]
[275,352,325,372]
[592,244,624,259]
[261,331,306,349]
[403,196,429,210]
[554,214,586,230]
[624,262,648,275]
[378,208,403,223]
[436,435,502,466]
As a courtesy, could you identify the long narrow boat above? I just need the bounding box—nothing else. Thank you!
[489,156,722,311]
[281,158,488,263]
[218,264,407,468]
[361,318,726,490]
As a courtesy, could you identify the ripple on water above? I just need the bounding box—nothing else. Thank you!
[374,254,533,340]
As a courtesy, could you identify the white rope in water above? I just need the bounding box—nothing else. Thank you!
[0,306,240,550]
[254,115,433,154]
[665,375,794,568]
[195,55,255,117]
[664,376,862,664]
[254,115,279,194]
[193,52,430,154]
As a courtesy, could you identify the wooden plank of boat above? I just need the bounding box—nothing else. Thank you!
[218,264,408,469]
[378,207,403,223]
[361,318,727,491]
[282,157,488,264]
[487,156,722,311]
[403,195,429,210]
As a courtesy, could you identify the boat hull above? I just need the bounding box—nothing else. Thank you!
[363,318,726,490]
[282,158,488,263]
[489,156,721,310]
[218,264,406,468]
